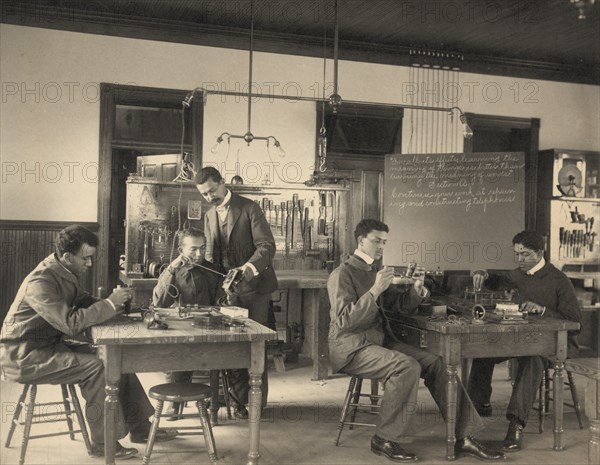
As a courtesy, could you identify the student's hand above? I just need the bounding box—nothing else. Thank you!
[108,288,133,310]
[370,266,394,299]
[168,254,190,273]
[412,265,427,296]
[520,301,546,315]
[241,265,255,282]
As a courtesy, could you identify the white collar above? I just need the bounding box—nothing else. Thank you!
[216,190,232,209]
[528,256,545,275]
[354,249,375,265]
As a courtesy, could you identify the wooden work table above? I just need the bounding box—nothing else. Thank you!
[120,269,332,380]
[91,316,276,465]
[384,294,580,460]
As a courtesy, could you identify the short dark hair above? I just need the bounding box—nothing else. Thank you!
[197,166,223,184]
[354,219,389,242]
[55,225,99,256]
[178,227,205,244]
[512,230,545,252]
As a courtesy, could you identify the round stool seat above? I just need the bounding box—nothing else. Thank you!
[148,383,212,402]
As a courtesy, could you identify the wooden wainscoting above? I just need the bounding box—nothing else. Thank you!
[0,221,99,324]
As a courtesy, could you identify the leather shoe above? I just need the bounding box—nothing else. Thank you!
[371,434,418,462]
[130,427,178,444]
[90,441,138,460]
[502,420,524,451]
[455,436,506,461]
[233,404,249,420]
[474,403,493,417]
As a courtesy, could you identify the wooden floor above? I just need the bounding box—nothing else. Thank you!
[0,357,591,465]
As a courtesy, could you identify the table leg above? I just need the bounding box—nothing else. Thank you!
[553,360,565,451]
[584,377,599,465]
[247,341,265,465]
[102,346,122,465]
[209,370,220,426]
[445,364,458,460]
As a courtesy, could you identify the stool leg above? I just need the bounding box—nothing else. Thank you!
[5,384,30,448]
[221,370,233,420]
[370,379,379,414]
[335,377,357,446]
[197,400,217,463]
[538,375,545,433]
[68,385,93,455]
[60,384,75,440]
[142,400,164,465]
[19,385,37,465]
[567,370,584,429]
[349,378,363,430]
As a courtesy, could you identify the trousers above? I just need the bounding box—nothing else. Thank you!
[342,340,484,442]
[227,290,271,406]
[31,344,154,444]
[467,356,545,425]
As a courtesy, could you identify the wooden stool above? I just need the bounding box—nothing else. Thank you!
[537,367,584,432]
[4,384,92,465]
[334,375,383,446]
[143,383,217,464]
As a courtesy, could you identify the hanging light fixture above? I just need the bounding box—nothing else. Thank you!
[211,0,285,157]
[317,11,329,173]
[452,107,474,140]
[328,0,342,114]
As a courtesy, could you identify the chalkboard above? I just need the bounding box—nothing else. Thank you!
[383,152,525,271]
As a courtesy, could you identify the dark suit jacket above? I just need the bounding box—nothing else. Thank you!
[204,192,278,295]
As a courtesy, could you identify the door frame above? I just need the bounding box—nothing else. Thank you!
[463,113,540,230]
[96,84,203,290]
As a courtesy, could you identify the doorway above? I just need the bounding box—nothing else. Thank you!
[464,113,540,229]
[97,84,203,291]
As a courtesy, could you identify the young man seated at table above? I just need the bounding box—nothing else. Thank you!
[467,230,582,452]
[152,227,225,419]
[0,225,177,460]
[327,219,505,462]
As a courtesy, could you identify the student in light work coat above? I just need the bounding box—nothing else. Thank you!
[0,225,176,460]
[328,219,505,462]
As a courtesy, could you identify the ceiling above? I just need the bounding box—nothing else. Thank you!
[2,0,599,84]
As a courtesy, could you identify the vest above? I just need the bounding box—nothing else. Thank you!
[217,212,231,270]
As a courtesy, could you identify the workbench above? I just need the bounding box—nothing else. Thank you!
[121,269,333,380]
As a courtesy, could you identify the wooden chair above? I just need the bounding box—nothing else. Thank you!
[4,384,92,465]
[142,382,217,464]
[536,367,584,432]
[334,375,383,446]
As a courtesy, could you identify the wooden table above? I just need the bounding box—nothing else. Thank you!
[90,316,277,465]
[565,357,600,465]
[121,270,332,381]
[276,270,330,380]
[384,302,580,460]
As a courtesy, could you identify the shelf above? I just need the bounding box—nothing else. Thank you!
[547,196,600,203]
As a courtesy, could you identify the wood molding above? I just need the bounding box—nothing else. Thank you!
[0,220,99,231]
[2,3,598,85]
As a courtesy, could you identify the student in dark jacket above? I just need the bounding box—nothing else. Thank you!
[468,230,582,452]
[153,227,225,417]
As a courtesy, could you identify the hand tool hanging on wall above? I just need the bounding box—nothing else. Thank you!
[318,191,326,235]
[559,227,565,259]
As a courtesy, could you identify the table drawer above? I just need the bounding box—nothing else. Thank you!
[388,322,428,349]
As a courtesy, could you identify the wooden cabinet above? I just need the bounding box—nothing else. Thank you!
[536,149,600,277]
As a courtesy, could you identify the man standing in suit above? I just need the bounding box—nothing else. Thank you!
[196,167,278,419]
